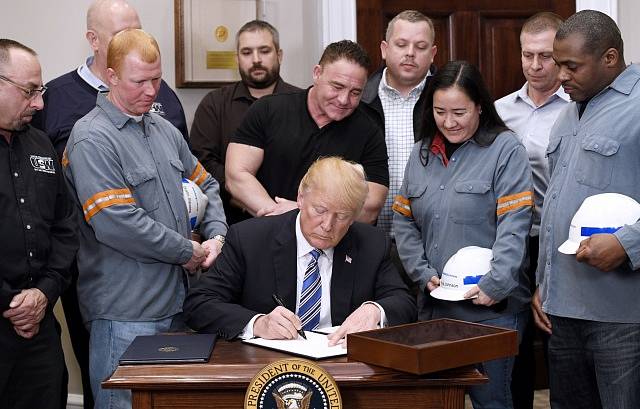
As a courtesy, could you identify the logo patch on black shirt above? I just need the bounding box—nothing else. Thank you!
[30,155,56,174]
[149,102,166,116]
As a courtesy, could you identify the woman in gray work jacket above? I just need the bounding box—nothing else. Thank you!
[393,61,533,409]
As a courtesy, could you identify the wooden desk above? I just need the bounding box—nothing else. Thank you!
[104,340,487,409]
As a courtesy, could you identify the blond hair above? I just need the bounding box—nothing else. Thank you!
[298,157,368,215]
[107,28,159,74]
[521,12,563,37]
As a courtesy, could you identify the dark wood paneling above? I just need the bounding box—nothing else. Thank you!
[430,14,453,68]
[357,0,575,99]
[479,14,528,99]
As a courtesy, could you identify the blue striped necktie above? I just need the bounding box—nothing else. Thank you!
[299,249,322,331]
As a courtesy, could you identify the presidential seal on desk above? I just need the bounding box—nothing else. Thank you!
[245,358,342,409]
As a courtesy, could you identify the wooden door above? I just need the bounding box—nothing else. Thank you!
[356,0,575,99]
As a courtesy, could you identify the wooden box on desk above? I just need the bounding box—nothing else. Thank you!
[347,318,518,375]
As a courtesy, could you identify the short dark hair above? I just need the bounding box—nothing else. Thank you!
[420,61,506,148]
[386,10,435,43]
[318,40,371,71]
[556,10,623,58]
[236,20,280,50]
[521,12,563,36]
[0,39,37,69]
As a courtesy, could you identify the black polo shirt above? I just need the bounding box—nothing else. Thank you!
[0,125,77,310]
[231,88,389,201]
[190,79,300,224]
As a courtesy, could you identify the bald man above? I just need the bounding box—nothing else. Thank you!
[33,0,187,159]
[31,1,188,407]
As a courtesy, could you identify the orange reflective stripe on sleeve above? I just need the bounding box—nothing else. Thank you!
[61,148,69,168]
[496,190,533,216]
[188,161,208,186]
[392,195,412,218]
[82,188,135,222]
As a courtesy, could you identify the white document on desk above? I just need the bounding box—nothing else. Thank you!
[243,331,347,359]
[314,326,340,335]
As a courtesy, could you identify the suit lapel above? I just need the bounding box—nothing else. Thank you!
[330,229,355,324]
[272,211,299,311]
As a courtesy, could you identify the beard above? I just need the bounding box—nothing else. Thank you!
[239,62,280,89]
[13,110,36,132]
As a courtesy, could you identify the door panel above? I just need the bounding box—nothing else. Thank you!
[356,0,575,99]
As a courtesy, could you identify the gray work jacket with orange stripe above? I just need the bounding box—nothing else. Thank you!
[393,128,533,322]
[64,93,227,323]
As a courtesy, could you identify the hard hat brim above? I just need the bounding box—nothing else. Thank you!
[558,239,580,255]
[430,287,479,302]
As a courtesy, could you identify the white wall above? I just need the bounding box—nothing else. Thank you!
[1,0,327,403]
[1,0,324,128]
[618,0,640,64]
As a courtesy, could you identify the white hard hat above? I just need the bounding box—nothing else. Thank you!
[558,193,640,255]
[430,246,493,301]
[182,178,208,229]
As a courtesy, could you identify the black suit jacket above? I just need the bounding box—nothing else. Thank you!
[184,210,416,339]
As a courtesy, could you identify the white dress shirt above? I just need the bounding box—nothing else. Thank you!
[495,83,570,236]
[241,214,386,338]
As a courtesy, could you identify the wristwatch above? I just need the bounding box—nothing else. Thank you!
[212,234,225,246]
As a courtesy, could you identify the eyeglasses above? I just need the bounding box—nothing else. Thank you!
[0,74,47,99]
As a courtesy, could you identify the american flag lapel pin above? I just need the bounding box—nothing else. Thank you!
[345,255,352,264]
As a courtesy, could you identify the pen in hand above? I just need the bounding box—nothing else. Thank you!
[271,293,307,340]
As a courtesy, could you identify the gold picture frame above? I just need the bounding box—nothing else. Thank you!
[174,0,257,88]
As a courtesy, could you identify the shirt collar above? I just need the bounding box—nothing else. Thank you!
[96,92,155,130]
[232,81,256,101]
[515,81,570,107]
[609,64,640,96]
[232,77,285,102]
[514,82,530,103]
[77,56,109,92]
[379,67,429,98]
[295,213,334,261]
[554,85,571,102]
[429,132,449,167]
[571,65,639,109]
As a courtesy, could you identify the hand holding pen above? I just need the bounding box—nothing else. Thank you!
[272,294,307,339]
[251,294,307,340]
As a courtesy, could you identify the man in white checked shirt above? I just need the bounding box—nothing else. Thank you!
[361,10,436,291]
[184,157,416,345]
[362,10,437,237]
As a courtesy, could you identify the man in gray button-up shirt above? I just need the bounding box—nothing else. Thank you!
[496,12,569,240]
[64,29,227,409]
[494,13,569,409]
[533,11,640,409]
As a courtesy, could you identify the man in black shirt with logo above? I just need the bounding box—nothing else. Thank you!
[0,39,78,409]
